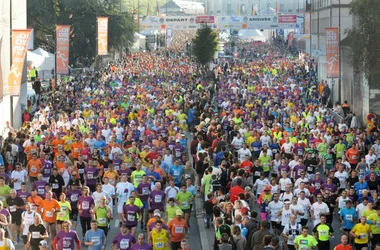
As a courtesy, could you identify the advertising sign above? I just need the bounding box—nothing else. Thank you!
[56,25,70,75]
[325,28,340,78]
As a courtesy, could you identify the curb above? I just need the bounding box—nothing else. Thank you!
[195,196,211,250]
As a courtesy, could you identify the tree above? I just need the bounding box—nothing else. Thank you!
[192,24,218,66]
[346,0,380,88]
[27,0,138,67]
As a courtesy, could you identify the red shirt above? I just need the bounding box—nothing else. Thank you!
[334,245,353,250]
[240,161,253,173]
[230,185,244,204]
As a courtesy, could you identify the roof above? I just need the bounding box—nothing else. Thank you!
[161,0,205,15]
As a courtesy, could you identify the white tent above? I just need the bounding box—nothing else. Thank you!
[33,48,54,58]
[131,33,146,52]
[27,48,55,80]
[27,51,45,68]
[238,29,266,42]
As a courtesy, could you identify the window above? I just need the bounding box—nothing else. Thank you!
[227,4,232,14]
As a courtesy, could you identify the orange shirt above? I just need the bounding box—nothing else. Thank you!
[41,199,60,223]
[168,218,188,242]
[27,195,43,214]
[27,159,43,177]
[147,217,167,230]
[25,145,38,160]
[103,170,119,186]
[71,142,84,159]
[52,139,64,154]
[346,148,360,164]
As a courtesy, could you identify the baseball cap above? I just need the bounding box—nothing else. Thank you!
[39,240,48,247]
[176,209,184,216]
[240,207,249,214]
[359,175,364,179]
[316,172,321,175]
[153,209,161,217]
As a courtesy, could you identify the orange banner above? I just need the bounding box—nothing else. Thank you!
[304,12,311,34]
[8,29,31,96]
[97,17,108,55]
[56,25,70,75]
[325,28,339,78]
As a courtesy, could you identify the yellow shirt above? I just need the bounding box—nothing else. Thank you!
[362,209,376,219]
[83,110,91,118]
[151,229,169,250]
[62,135,73,151]
[352,223,371,244]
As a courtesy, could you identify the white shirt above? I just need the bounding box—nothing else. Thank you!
[281,207,293,226]
[85,138,96,152]
[238,148,251,162]
[356,203,368,218]
[282,143,294,154]
[297,197,311,219]
[279,178,292,191]
[294,188,311,198]
[92,191,112,205]
[311,202,330,226]
[279,192,294,202]
[365,154,377,167]
[116,181,134,201]
[282,223,302,245]
[11,169,27,190]
[290,203,304,223]
[260,135,271,146]
[267,201,284,222]
[114,127,125,141]
[334,171,348,189]
[294,177,310,189]
[254,178,270,194]
[164,186,180,199]
[102,184,116,197]
[231,137,244,150]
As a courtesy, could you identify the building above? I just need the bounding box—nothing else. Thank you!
[0,0,28,130]
[159,0,205,16]
[204,0,307,15]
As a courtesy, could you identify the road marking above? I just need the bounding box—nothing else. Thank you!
[115,219,120,227]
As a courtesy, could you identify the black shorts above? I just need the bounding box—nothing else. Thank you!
[30,176,38,183]
[355,243,367,250]
[12,214,22,226]
[271,221,281,230]
[98,226,108,236]
[126,223,137,230]
[64,150,71,155]
[57,220,65,225]
[70,210,79,221]
[182,209,191,214]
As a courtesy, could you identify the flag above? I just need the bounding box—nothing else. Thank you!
[147,2,150,16]
[8,29,31,96]
[251,4,254,15]
[237,3,240,16]
[97,17,108,55]
[276,2,278,13]
[156,0,160,16]
[56,25,70,74]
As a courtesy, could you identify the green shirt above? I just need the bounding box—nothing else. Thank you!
[258,156,271,172]
[175,191,193,210]
[131,170,146,188]
[202,174,212,195]
[367,213,380,234]
[0,185,11,206]
[334,143,346,158]
[313,223,333,241]
[323,154,334,169]
[317,143,328,156]
[166,205,180,222]
[294,234,318,249]
[95,205,110,227]
[57,201,71,222]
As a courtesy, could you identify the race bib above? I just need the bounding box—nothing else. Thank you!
[82,201,90,210]
[307,166,313,172]
[127,214,136,222]
[175,151,181,157]
[173,170,180,176]
[71,195,78,202]
[32,232,40,239]
[44,169,50,174]
[31,166,37,173]
[38,188,44,195]
[155,195,162,203]
[0,196,4,201]
[175,226,184,234]
[52,183,59,189]
[319,230,327,236]
[376,221,380,227]
[78,169,85,174]
[87,173,94,179]
[9,206,16,212]
[155,242,164,249]
[346,215,352,220]
[182,201,188,207]
[255,171,260,176]
[142,188,149,195]
[46,211,54,217]
[91,236,101,246]
[360,233,367,239]
[98,218,107,224]
[185,174,190,179]
[58,211,66,217]
[120,239,130,249]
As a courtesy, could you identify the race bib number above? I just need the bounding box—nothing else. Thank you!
[255,171,260,176]
[82,201,90,210]
[307,166,313,172]
[46,211,54,217]
[58,211,66,217]
[127,214,136,222]
[175,151,181,157]
[346,215,353,220]
[319,230,327,236]
[173,170,180,176]
[360,233,367,239]
[142,188,149,195]
[31,166,37,173]
[87,173,94,179]
[376,221,380,227]
[78,169,85,174]
[52,183,59,189]
[32,232,40,239]
[120,239,130,249]
[175,226,184,234]
[91,236,101,246]
[71,195,78,202]
[155,242,164,249]
[9,206,16,212]
[98,218,107,224]
[155,195,162,203]
[182,201,188,207]
[38,188,44,195]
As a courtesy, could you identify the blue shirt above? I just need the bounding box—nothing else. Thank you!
[84,229,105,250]
[353,182,369,195]
[169,165,184,185]
[339,207,357,230]
[186,185,196,196]
[94,140,106,155]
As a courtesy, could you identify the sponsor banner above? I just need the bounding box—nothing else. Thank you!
[278,15,297,23]
[97,17,108,55]
[325,28,340,78]
[304,12,311,34]
[8,29,31,96]
[56,25,70,75]
[195,16,215,24]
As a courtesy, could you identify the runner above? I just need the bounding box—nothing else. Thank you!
[53,220,81,250]
[111,224,136,250]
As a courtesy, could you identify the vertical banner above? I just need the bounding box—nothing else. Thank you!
[304,12,311,34]
[97,17,108,55]
[325,28,340,78]
[8,29,31,96]
[56,25,70,75]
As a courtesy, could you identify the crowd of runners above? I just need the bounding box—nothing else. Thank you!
[0,33,379,250]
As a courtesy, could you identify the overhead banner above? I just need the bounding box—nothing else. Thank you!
[141,15,298,30]
[56,25,70,75]
[141,16,217,30]
[97,17,108,55]
[304,12,311,34]
[8,29,31,96]
[325,28,340,78]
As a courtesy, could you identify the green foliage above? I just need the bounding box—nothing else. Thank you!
[346,0,380,87]
[121,0,168,16]
[28,0,138,67]
[192,25,218,65]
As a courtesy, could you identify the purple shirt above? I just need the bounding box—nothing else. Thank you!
[0,174,10,184]
[123,204,140,226]
[313,179,325,194]
[16,190,31,202]
[55,230,80,249]
[78,196,95,217]
[293,165,306,179]
[33,181,48,198]
[131,243,153,250]
[112,233,136,250]
[84,167,99,185]
[0,208,10,218]
[149,190,166,210]
[66,189,82,208]
[173,145,184,158]
[321,183,337,193]
[278,164,290,175]
[41,160,53,178]
[118,168,132,177]
[113,159,122,171]
[137,183,151,202]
